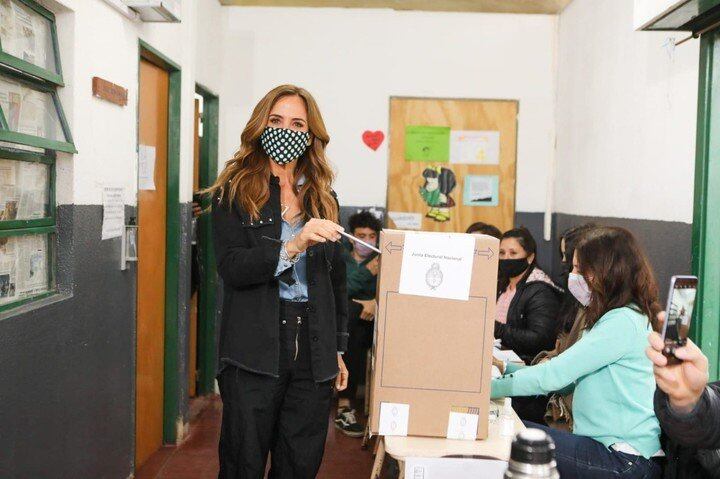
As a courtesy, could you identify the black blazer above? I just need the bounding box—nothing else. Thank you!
[494,266,561,364]
[211,175,348,382]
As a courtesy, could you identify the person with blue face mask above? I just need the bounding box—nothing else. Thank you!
[207,85,349,479]
[495,223,597,431]
[492,227,664,479]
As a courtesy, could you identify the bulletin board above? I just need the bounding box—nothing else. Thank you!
[386,97,518,233]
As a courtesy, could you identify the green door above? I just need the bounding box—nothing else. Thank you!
[692,29,720,381]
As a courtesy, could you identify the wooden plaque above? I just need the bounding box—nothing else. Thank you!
[92,76,128,106]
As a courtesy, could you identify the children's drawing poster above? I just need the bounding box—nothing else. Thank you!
[404,126,450,162]
[450,130,500,165]
[463,175,499,207]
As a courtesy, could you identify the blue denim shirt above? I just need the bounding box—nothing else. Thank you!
[275,218,308,302]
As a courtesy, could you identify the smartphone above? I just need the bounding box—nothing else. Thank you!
[660,275,698,364]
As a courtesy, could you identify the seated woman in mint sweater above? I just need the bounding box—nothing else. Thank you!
[492,226,663,479]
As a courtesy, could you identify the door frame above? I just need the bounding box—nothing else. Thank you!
[137,40,182,446]
[691,29,720,381]
[194,84,219,395]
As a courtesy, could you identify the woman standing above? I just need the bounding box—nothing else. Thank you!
[208,85,349,478]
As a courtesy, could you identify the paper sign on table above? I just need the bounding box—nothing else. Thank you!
[102,186,125,240]
[388,211,422,230]
[399,232,475,301]
[138,144,157,191]
[493,347,522,363]
[379,402,410,436]
[446,411,479,440]
[405,457,507,479]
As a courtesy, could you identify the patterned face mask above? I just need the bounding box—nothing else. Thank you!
[260,126,311,165]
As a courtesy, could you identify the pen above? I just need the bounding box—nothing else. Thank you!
[339,230,382,254]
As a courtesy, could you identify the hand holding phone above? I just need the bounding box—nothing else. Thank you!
[647,329,709,413]
[660,275,698,365]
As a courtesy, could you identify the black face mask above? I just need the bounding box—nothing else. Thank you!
[499,258,530,278]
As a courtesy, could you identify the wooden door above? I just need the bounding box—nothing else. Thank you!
[188,98,201,397]
[136,59,169,468]
[387,98,518,233]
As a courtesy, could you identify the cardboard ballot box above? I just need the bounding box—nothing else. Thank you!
[369,229,499,440]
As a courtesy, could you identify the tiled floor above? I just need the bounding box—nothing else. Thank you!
[135,396,378,479]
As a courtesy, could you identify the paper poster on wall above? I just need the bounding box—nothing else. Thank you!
[450,130,500,165]
[102,186,125,240]
[419,166,457,222]
[388,211,422,230]
[138,144,157,191]
[463,175,499,207]
[399,231,475,301]
[404,125,450,162]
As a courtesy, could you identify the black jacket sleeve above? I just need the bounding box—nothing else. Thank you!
[211,195,282,288]
[329,192,348,352]
[655,382,720,449]
[330,242,349,352]
[496,284,560,360]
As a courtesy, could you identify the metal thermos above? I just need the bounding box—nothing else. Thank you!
[504,428,560,479]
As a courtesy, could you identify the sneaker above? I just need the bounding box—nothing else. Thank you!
[334,407,364,438]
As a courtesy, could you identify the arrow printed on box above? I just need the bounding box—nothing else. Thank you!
[475,247,494,260]
[385,241,403,254]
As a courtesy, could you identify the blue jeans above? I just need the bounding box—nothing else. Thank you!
[522,422,663,479]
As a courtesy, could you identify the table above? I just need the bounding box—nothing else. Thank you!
[369,399,525,478]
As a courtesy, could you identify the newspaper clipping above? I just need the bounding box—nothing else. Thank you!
[0,233,49,305]
[0,159,48,221]
[0,76,57,140]
[0,0,54,71]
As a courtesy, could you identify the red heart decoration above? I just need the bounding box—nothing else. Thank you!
[362,130,385,151]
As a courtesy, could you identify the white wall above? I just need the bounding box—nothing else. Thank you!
[48,0,222,206]
[218,7,558,213]
[633,0,685,30]
[555,0,699,223]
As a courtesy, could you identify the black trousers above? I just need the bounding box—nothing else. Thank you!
[218,301,333,479]
[338,311,373,401]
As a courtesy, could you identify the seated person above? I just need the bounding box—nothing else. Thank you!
[492,227,663,479]
[495,227,561,363]
[495,223,596,430]
[466,221,502,239]
[647,323,720,478]
[494,227,561,424]
[334,210,381,437]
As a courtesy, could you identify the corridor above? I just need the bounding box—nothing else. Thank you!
[135,397,378,479]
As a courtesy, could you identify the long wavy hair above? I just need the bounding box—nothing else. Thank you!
[575,226,661,331]
[206,85,338,222]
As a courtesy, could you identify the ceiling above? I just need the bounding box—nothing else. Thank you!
[218,0,574,15]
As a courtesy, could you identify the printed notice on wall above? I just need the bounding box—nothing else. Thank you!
[404,125,450,162]
[138,144,157,191]
[399,232,475,301]
[102,186,125,240]
[387,211,422,230]
[450,130,500,165]
[463,175,499,207]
